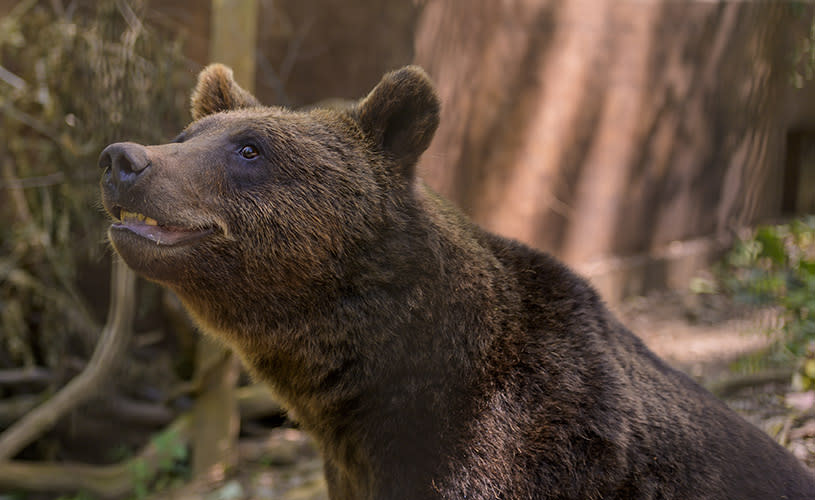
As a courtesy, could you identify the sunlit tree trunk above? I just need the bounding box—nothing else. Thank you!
[190,0,259,480]
[414,0,801,299]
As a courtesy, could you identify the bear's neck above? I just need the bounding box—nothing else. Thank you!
[178,191,522,494]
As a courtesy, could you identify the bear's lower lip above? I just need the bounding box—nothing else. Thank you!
[111,222,213,246]
[111,209,214,246]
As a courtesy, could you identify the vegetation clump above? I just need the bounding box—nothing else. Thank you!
[0,0,190,379]
[716,217,815,376]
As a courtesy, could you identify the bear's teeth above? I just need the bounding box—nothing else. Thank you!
[120,210,158,226]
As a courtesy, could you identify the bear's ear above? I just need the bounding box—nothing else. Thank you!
[190,64,261,120]
[352,66,440,177]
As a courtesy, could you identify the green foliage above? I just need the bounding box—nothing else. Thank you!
[790,3,815,88]
[720,217,815,363]
[129,458,150,500]
[0,493,29,500]
[152,428,189,473]
[129,429,190,499]
[0,1,192,371]
[55,492,96,500]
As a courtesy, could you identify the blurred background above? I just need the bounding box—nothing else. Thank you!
[3,1,815,499]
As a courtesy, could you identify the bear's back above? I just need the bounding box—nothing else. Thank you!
[478,232,815,498]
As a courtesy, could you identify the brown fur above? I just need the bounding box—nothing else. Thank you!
[190,63,261,120]
[99,64,815,499]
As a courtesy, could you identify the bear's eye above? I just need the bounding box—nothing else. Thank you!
[239,145,260,160]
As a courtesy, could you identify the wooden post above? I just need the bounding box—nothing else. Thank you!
[209,0,259,88]
[191,0,259,481]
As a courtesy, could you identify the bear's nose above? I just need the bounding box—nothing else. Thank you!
[98,142,151,187]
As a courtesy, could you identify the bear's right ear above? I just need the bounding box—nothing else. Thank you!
[190,64,261,120]
[351,66,440,178]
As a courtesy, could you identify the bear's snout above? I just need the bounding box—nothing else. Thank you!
[99,142,151,189]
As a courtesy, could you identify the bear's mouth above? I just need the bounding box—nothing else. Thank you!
[111,207,215,246]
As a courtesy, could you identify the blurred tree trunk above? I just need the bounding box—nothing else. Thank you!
[191,337,240,479]
[414,1,801,299]
[190,0,259,480]
[414,0,568,249]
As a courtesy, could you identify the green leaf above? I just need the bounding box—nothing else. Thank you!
[801,259,815,276]
[755,227,787,265]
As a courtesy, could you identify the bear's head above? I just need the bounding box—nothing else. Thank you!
[99,64,440,326]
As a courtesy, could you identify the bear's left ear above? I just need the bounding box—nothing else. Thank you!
[190,64,261,120]
[352,66,440,178]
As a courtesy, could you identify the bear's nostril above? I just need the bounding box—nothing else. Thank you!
[99,142,151,187]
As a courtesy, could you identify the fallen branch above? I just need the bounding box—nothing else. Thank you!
[95,395,176,427]
[0,259,136,460]
[0,384,285,497]
[0,413,191,498]
[0,367,52,386]
[706,367,795,399]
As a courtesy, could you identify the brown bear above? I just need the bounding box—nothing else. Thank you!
[99,64,815,499]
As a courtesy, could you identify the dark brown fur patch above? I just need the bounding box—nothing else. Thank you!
[350,66,440,176]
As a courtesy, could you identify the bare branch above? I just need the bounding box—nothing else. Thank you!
[0,367,52,386]
[0,172,65,189]
[0,65,26,90]
[0,259,136,460]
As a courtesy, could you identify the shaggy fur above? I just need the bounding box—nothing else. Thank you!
[99,64,815,499]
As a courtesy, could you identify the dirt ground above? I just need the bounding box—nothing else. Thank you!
[613,290,777,380]
[169,290,812,500]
